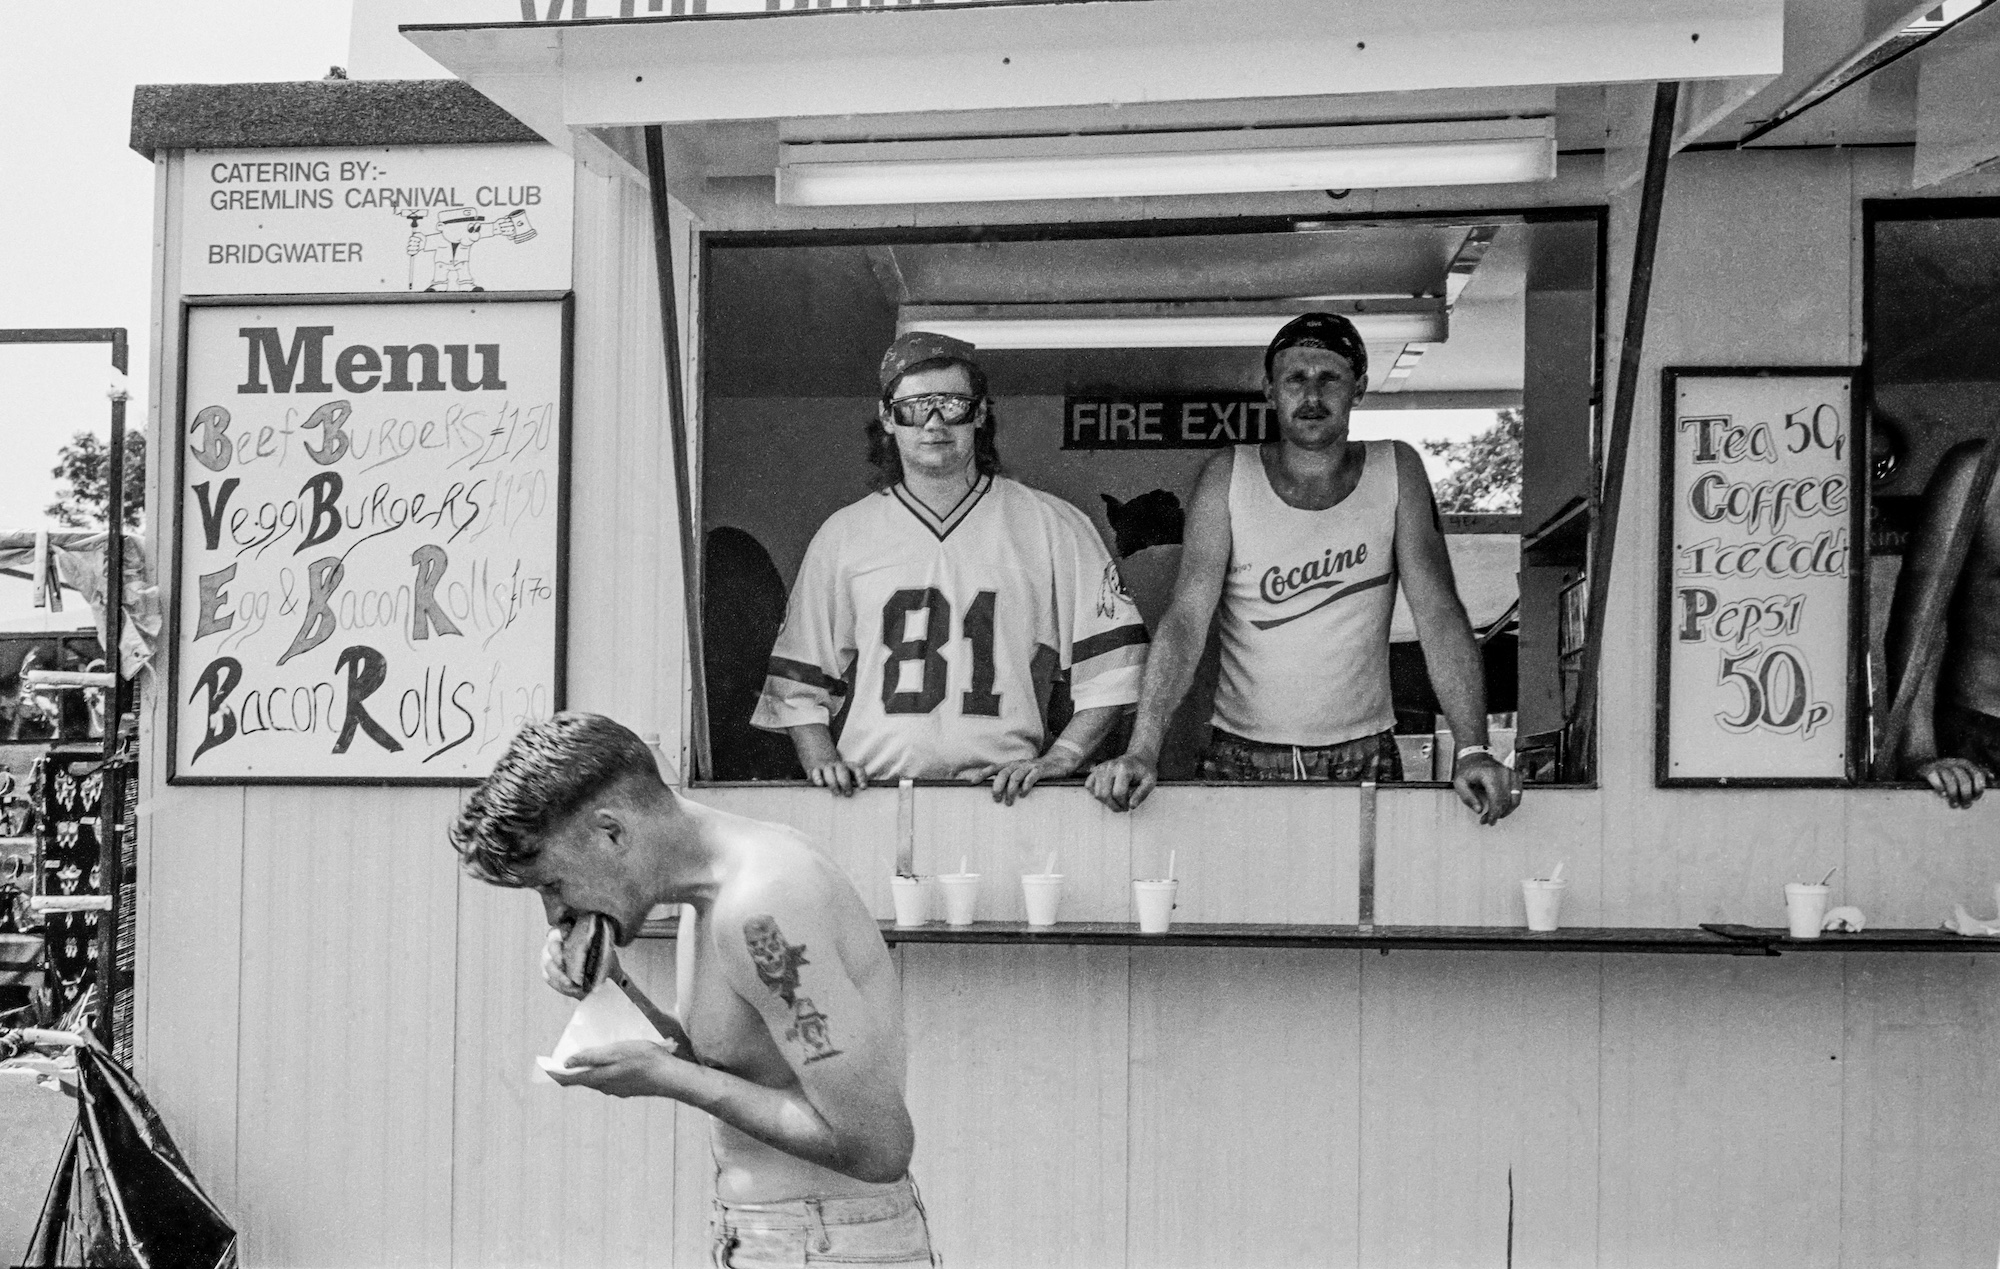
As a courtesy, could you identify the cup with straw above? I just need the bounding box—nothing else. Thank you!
[940,854,981,927]
[1522,860,1567,932]
[1134,851,1178,934]
[1784,867,1835,939]
[1022,851,1064,928]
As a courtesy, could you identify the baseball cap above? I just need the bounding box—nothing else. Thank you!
[1264,312,1368,383]
[880,330,978,395]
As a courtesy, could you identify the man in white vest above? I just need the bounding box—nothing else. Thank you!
[1087,312,1521,823]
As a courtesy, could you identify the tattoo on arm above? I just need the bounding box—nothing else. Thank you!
[743,915,844,1064]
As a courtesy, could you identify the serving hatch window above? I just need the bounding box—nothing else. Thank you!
[696,213,1603,787]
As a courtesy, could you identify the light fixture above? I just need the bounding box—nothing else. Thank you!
[778,119,1555,207]
[896,299,1446,350]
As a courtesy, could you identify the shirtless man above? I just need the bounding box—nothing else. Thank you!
[1087,312,1520,823]
[449,713,933,1267]
[1885,438,2000,808]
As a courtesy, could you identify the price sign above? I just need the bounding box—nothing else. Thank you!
[169,296,570,783]
[1656,369,1861,785]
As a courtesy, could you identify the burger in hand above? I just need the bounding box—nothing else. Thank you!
[544,912,616,999]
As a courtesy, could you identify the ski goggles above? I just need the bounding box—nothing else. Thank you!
[886,392,982,427]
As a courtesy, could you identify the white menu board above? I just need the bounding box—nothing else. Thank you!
[181,145,573,295]
[171,298,568,782]
[1658,369,1857,784]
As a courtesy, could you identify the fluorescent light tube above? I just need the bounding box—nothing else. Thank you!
[898,306,1444,350]
[779,119,1555,206]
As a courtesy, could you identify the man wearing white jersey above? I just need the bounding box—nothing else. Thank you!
[753,332,1148,803]
[1087,312,1520,823]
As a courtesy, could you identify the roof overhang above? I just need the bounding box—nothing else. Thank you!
[404,0,1782,201]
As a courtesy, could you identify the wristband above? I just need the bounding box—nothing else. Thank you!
[1047,737,1088,765]
[1454,744,1496,764]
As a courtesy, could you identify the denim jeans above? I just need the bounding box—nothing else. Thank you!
[712,1176,937,1268]
[1197,726,1404,782]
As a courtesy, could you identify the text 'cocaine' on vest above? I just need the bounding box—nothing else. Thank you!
[237,326,507,395]
[1261,543,1368,603]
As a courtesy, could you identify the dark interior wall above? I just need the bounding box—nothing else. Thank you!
[701,395,1208,590]
[704,246,897,399]
[1864,209,2000,738]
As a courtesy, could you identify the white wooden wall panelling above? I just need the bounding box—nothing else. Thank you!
[1837,955,2000,1269]
[1359,952,1601,1269]
[563,166,679,744]
[137,149,251,1218]
[450,874,682,1269]
[1597,956,1843,1268]
[1127,785,1348,924]
[901,944,1129,1269]
[233,787,461,1268]
[1376,786,1601,928]
[1127,947,1361,1268]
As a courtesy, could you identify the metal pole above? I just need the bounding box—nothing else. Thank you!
[644,126,713,781]
[1569,81,1680,779]
[97,329,130,1051]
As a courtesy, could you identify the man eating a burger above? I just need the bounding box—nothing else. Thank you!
[450,712,934,1268]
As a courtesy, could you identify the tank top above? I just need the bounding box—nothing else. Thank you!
[1212,440,1400,746]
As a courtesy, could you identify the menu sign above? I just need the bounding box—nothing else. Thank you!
[1658,369,1858,784]
[171,298,569,783]
[181,145,573,296]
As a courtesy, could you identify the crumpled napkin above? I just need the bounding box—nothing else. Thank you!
[1945,905,2000,937]
[534,977,669,1083]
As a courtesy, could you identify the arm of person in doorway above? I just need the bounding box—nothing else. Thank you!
[1087,451,1235,812]
[1885,440,1990,808]
[554,878,914,1184]
[1391,442,1520,825]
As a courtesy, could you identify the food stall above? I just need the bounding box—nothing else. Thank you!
[127,0,2000,1263]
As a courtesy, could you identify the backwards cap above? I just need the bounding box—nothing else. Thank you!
[880,330,978,395]
[1265,312,1368,383]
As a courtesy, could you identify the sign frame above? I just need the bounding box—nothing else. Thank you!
[1654,365,1867,788]
[167,290,574,786]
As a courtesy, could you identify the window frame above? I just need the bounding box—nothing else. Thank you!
[691,205,1610,791]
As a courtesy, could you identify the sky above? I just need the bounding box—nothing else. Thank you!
[0,4,355,533]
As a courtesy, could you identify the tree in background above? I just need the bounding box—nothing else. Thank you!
[1424,408,1522,514]
[47,432,146,529]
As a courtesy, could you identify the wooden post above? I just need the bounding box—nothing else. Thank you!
[1570,80,1681,777]
[644,126,714,781]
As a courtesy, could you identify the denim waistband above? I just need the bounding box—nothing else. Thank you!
[717,1179,918,1230]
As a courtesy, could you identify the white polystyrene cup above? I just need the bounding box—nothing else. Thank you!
[939,874,981,927]
[1133,880,1178,934]
[1021,874,1064,927]
[890,875,930,928]
[1785,883,1830,939]
[1522,878,1567,932]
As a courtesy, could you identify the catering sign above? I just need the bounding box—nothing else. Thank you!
[1656,368,1861,785]
[181,145,573,295]
[1063,394,1276,450]
[170,296,569,783]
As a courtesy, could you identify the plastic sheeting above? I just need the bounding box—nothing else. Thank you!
[22,1030,236,1269]
[0,532,159,679]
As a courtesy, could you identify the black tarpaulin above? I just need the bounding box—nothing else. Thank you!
[22,1031,235,1269]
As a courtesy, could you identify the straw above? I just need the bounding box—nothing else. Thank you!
[1046,852,1057,875]
[1549,861,1565,884]
[961,855,968,876]
[1816,866,1837,888]
[1168,850,1177,882]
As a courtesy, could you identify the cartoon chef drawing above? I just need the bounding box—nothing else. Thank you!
[403,206,536,292]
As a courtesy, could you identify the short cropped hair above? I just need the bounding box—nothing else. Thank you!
[449,712,662,887]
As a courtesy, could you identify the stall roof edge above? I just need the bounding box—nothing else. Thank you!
[128,80,542,160]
